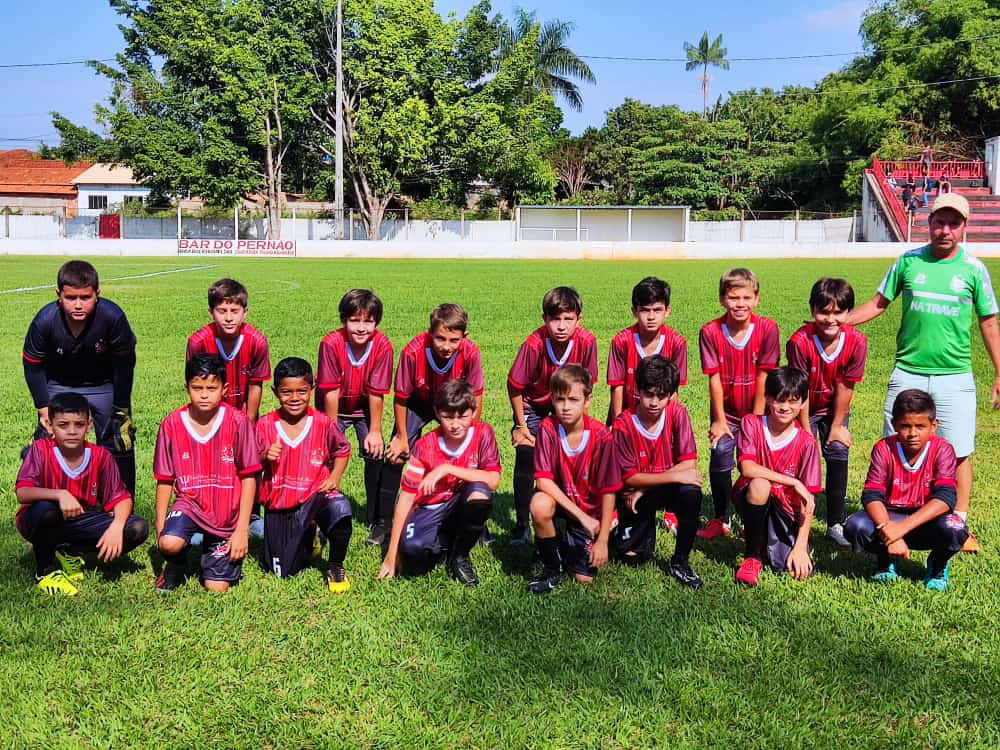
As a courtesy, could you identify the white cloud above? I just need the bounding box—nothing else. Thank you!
[803,0,868,33]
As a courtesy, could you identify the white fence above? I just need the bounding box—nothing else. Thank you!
[688,217,855,243]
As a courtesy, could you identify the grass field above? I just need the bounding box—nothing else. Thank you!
[2,255,1000,748]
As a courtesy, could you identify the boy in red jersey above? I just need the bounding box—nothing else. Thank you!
[786,278,867,547]
[317,289,394,539]
[607,276,687,423]
[378,304,485,546]
[154,354,261,593]
[844,390,967,591]
[15,392,148,596]
[733,367,821,586]
[186,278,271,421]
[509,287,599,546]
[698,268,780,540]
[258,358,353,593]
[378,380,501,588]
[612,356,703,589]
[528,366,620,594]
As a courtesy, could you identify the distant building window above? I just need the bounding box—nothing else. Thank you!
[124,195,144,204]
[88,195,108,210]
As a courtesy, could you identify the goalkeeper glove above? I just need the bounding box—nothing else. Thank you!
[110,407,135,453]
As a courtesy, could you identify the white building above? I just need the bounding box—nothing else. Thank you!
[72,164,151,216]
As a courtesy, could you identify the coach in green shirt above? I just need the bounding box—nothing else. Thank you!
[851,193,1000,552]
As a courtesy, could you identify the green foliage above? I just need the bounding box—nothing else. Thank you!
[38,114,118,165]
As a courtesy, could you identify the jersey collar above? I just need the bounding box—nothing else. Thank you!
[276,415,313,448]
[812,331,845,363]
[345,339,373,367]
[631,410,665,440]
[438,426,475,457]
[425,346,458,375]
[895,439,931,473]
[762,416,798,451]
[53,445,92,478]
[545,337,574,366]
[181,405,226,444]
[721,322,755,350]
[632,332,665,359]
[215,334,244,362]
[558,423,591,456]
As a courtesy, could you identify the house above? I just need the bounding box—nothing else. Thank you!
[0,150,91,217]
[72,163,151,216]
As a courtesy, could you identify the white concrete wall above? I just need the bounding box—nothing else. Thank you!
[518,207,687,242]
[687,217,854,243]
[77,184,151,216]
[861,176,897,243]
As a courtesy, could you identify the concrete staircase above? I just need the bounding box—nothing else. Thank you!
[903,185,1000,243]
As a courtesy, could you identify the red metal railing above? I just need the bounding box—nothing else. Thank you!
[870,157,908,240]
[880,160,984,180]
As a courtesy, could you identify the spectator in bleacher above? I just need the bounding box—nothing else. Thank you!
[922,144,933,172]
[907,194,920,214]
[901,180,914,206]
[940,174,952,194]
[887,174,899,191]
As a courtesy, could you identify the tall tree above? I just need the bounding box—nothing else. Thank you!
[684,32,729,117]
[39,114,118,164]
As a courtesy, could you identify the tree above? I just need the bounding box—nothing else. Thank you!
[498,7,595,111]
[39,114,118,164]
[684,32,729,117]
[548,129,597,198]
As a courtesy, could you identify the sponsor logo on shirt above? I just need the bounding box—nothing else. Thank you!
[914,273,927,285]
[181,452,190,461]
[95,339,107,354]
[950,275,966,294]
[221,447,235,464]
[310,448,325,467]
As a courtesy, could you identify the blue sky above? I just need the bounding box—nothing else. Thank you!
[0,0,868,147]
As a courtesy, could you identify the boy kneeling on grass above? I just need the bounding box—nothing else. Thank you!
[733,366,821,587]
[844,389,967,591]
[379,380,501,587]
[15,392,148,596]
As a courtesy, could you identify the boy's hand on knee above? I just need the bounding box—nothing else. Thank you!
[677,468,703,487]
[96,522,125,562]
[582,514,601,539]
[887,538,910,559]
[793,481,814,511]
[625,489,644,514]
[827,424,852,448]
[708,420,732,449]
[786,548,813,580]
[386,435,409,463]
[228,528,249,561]
[419,464,450,495]
[58,490,84,519]
[590,539,609,569]
[364,432,384,459]
[511,425,535,448]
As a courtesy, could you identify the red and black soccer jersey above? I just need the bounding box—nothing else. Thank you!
[533,415,622,519]
[15,439,131,532]
[785,324,867,418]
[186,322,271,411]
[153,405,261,537]
[400,423,501,506]
[861,434,958,512]
[699,314,780,425]
[508,326,599,414]
[607,324,687,409]
[315,329,394,419]
[256,408,351,511]
[734,413,822,519]
[394,332,484,407]
[22,298,136,402]
[612,401,698,482]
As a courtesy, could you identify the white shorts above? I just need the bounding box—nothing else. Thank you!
[883,367,977,457]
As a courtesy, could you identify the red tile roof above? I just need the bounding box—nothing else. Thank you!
[0,150,91,197]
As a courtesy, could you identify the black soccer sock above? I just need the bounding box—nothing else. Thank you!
[160,548,186,567]
[123,517,150,554]
[742,502,768,561]
[672,484,702,563]
[363,458,382,526]
[326,517,353,568]
[709,470,732,520]
[114,452,137,499]
[825,459,848,526]
[513,445,535,525]
[378,462,404,528]
[30,506,63,576]
[535,535,561,570]
[452,501,493,558]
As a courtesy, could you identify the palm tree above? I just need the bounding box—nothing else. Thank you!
[684,32,729,117]
[500,7,596,112]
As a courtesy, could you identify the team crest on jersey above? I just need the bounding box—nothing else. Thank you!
[914,272,927,285]
[94,339,107,354]
[221,446,235,464]
[310,448,325,467]
[181,451,190,461]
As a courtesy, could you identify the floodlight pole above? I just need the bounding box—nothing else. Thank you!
[334,0,345,239]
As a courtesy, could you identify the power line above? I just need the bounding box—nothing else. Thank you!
[0,58,115,69]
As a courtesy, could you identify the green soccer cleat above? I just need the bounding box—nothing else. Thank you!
[36,570,79,597]
[55,550,86,582]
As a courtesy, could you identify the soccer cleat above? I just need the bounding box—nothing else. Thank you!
[961,530,980,554]
[528,566,564,594]
[871,563,898,584]
[248,514,265,540]
[478,524,495,547]
[155,562,185,592]
[924,562,950,592]
[661,512,679,536]
[365,523,387,547]
[696,517,731,540]
[509,522,531,546]
[668,560,703,590]
[325,567,351,594]
[54,549,86,582]
[36,570,78,596]
[825,523,851,548]
[447,555,479,588]
[735,557,764,586]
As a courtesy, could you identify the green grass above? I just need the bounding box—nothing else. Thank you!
[2,256,1000,748]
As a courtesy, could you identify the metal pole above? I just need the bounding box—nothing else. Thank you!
[119,205,124,239]
[334,0,345,239]
[850,210,856,242]
[292,206,296,244]
[576,208,581,241]
[4,207,9,239]
[461,209,465,240]
[740,210,745,241]
[794,209,800,242]
[404,208,409,240]
[626,208,632,242]
[177,203,182,240]
[349,208,354,241]
[514,206,520,241]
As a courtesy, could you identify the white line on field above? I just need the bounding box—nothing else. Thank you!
[0,264,218,294]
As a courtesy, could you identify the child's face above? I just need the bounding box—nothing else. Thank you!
[186,375,227,416]
[633,302,668,334]
[636,387,671,423]
[552,383,591,427]
[720,285,759,323]
[57,285,98,323]
[343,312,377,346]
[210,300,248,337]
[50,411,91,452]
[274,376,313,419]
[544,311,580,343]
[436,408,475,442]
[893,412,937,457]
[767,395,804,427]
[812,303,849,340]
[429,325,465,361]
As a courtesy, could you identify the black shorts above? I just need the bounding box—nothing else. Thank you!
[263,492,352,578]
[613,485,675,563]
[555,507,598,579]
[161,509,243,583]
[733,487,807,573]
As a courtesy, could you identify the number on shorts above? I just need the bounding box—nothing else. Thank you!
[271,557,282,577]
[622,526,632,541]
[405,523,415,539]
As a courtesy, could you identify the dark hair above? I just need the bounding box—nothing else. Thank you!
[632,276,671,309]
[57,260,99,291]
[550,364,593,397]
[338,288,383,324]
[433,379,476,413]
[809,277,855,312]
[274,357,314,386]
[429,303,468,334]
[764,366,808,402]
[542,286,582,318]
[185,353,227,384]
[48,392,91,419]
[208,278,248,309]
[892,389,936,422]
[634,355,679,398]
